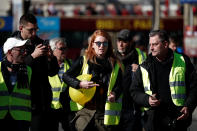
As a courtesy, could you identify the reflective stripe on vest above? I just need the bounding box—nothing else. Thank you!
[141,52,186,111]
[70,57,122,125]
[0,62,32,121]
[104,63,122,125]
[49,60,71,109]
[136,48,147,64]
[70,100,83,111]
[169,53,186,106]
[70,56,88,111]
[140,66,152,111]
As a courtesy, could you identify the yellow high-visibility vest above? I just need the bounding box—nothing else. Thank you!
[70,56,122,125]
[49,60,71,109]
[141,52,186,110]
[104,63,122,125]
[136,48,147,64]
[70,56,88,111]
[0,62,32,121]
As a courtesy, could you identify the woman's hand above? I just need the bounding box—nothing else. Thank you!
[79,80,99,89]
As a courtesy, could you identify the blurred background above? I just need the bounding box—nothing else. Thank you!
[1,0,196,60]
[0,0,197,131]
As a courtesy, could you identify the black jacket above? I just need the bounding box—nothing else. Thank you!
[62,56,123,114]
[11,31,59,112]
[130,49,197,129]
[114,49,139,111]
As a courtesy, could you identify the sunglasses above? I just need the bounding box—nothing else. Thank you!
[94,41,108,47]
[24,27,39,33]
[56,47,67,51]
[12,48,27,54]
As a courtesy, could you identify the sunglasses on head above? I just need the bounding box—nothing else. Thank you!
[94,41,108,47]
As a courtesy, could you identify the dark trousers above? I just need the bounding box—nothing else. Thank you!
[143,110,191,131]
[30,111,52,131]
[48,108,74,131]
[118,110,142,131]
[0,113,30,131]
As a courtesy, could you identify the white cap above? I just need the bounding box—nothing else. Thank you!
[3,37,29,54]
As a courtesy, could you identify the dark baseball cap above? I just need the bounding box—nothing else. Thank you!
[117,29,132,41]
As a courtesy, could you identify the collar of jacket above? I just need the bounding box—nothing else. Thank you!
[115,49,138,64]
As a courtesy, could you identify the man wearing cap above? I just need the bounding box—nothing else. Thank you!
[11,13,59,131]
[0,37,32,131]
[114,29,146,131]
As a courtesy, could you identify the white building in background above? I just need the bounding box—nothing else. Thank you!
[0,0,11,16]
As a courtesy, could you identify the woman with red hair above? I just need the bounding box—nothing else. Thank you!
[63,30,123,131]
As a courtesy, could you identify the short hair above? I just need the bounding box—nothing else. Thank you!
[49,37,66,51]
[149,30,169,43]
[169,34,179,46]
[19,13,37,26]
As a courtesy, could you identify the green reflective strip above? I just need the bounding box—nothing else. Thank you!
[0,91,9,96]
[51,101,62,109]
[172,99,185,106]
[139,49,146,61]
[81,56,88,74]
[51,87,61,91]
[10,106,31,112]
[171,94,186,99]
[105,103,122,111]
[0,105,31,112]
[105,110,121,116]
[107,64,119,95]
[104,115,120,125]
[52,97,59,101]
[170,86,186,94]
[136,48,146,64]
[0,106,9,110]
[11,92,31,100]
[70,101,83,111]
[169,81,185,87]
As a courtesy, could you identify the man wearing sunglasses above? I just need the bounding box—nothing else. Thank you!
[114,29,147,131]
[0,38,31,131]
[11,13,59,131]
[48,38,73,131]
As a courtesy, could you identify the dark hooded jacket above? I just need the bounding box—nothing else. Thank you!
[114,49,139,111]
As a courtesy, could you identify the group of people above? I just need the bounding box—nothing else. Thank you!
[0,12,197,131]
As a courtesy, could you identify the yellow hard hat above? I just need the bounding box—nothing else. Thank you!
[69,74,96,106]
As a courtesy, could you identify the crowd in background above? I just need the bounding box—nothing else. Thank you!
[5,1,189,18]
[30,2,184,17]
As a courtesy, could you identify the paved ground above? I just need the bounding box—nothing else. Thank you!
[188,107,197,131]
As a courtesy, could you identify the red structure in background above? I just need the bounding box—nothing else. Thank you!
[60,16,183,32]
[184,26,197,57]
[60,16,183,60]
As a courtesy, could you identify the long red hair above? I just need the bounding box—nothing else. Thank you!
[85,30,123,70]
